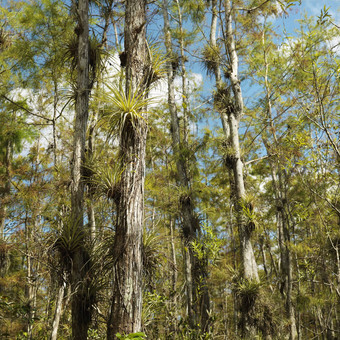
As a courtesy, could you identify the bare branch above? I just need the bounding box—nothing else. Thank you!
[244,153,276,166]
[1,94,53,122]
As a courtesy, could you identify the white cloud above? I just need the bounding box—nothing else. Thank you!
[9,54,204,156]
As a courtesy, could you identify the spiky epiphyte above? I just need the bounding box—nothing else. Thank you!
[235,279,278,338]
[99,82,155,137]
[213,84,234,115]
[144,43,167,86]
[83,153,123,204]
[202,44,221,76]
[64,34,106,87]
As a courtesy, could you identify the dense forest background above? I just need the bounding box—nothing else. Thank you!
[0,0,339,339]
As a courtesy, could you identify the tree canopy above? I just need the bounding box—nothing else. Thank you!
[0,0,339,339]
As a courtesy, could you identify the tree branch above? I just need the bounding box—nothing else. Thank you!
[1,94,53,122]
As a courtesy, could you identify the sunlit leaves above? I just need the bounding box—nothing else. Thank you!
[100,83,155,137]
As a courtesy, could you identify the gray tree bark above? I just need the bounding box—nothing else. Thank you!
[223,1,259,338]
[107,0,147,337]
[224,0,259,282]
[209,0,229,136]
[70,0,92,339]
[50,281,66,340]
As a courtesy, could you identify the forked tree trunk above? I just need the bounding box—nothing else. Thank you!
[107,0,147,337]
[70,0,92,338]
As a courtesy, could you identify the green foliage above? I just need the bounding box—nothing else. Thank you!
[88,328,105,340]
[84,151,123,202]
[202,44,221,76]
[317,5,331,25]
[142,230,165,283]
[182,0,207,23]
[100,82,154,137]
[116,332,147,340]
[142,291,166,329]
[191,224,223,263]
[64,34,107,86]
[0,0,340,339]
[146,42,168,84]
[54,214,85,257]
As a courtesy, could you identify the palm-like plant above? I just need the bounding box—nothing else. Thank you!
[84,152,123,204]
[99,45,167,138]
[102,82,152,137]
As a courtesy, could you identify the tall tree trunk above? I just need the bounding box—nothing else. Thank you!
[174,0,189,143]
[107,0,147,337]
[70,0,92,338]
[25,210,39,340]
[224,0,258,282]
[224,1,259,337]
[261,29,297,340]
[209,0,229,136]
[161,0,193,326]
[162,0,210,334]
[169,218,178,335]
[86,4,112,243]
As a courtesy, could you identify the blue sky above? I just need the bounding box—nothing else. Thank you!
[277,0,340,34]
[189,0,340,142]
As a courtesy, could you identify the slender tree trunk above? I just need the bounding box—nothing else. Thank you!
[25,210,39,340]
[85,4,112,243]
[87,108,97,242]
[209,0,229,136]
[261,29,297,340]
[224,0,258,282]
[267,154,297,340]
[162,0,193,324]
[26,246,34,339]
[50,281,66,340]
[174,0,189,143]
[162,0,211,333]
[107,0,147,337]
[223,1,259,337]
[0,140,12,241]
[70,0,92,338]
[170,219,178,331]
